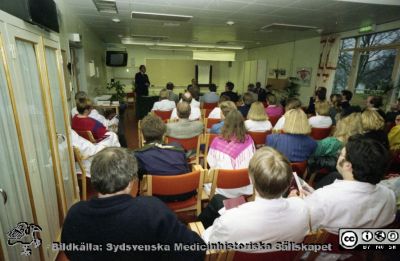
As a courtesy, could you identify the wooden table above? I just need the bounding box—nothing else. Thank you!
[93,104,120,115]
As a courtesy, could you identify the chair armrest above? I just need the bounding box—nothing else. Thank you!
[188,221,205,236]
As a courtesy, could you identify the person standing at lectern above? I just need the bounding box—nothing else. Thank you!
[134,65,150,97]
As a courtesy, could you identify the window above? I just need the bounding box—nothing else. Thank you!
[332,29,400,105]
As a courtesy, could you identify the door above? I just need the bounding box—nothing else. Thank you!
[0,22,38,261]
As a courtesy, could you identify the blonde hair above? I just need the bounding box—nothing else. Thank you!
[334,112,363,142]
[315,101,330,116]
[219,101,237,117]
[283,109,311,135]
[159,89,169,100]
[361,109,385,131]
[249,147,292,199]
[247,102,268,121]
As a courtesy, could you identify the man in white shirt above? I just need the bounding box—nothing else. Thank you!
[201,147,310,252]
[151,89,176,111]
[171,92,201,120]
[300,135,396,234]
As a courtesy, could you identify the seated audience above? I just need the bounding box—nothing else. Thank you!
[361,109,389,149]
[208,95,230,119]
[220,81,239,103]
[201,83,219,104]
[300,135,396,234]
[210,101,237,134]
[273,98,302,132]
[180,88,200,108]
[134,114,189,178]
[308,101,332,128]
[72,98,116,142]
[341,90,361,114]
[201,147,309,247]
[247,83,258,101]
[71,91,118,129]
[61,147,205,260]
[238,92,254,118]
[307,86,326,115]
[166,102,204,139]
[207,110,255,197]
[388,114,400,150]
[265,93,284,118]
[166,82,179,104]
[366,95,386,120]
[245,102,272,132]
[267,109,316,162]
[255,81,268,102]
[151,88,176,111]
[188,79,200,101]
[386,97,400,123]
[308,113,363,174]
[328,93,342,125]
[171,92,201,120]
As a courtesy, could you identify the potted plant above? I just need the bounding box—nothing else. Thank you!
[106,80,126,104]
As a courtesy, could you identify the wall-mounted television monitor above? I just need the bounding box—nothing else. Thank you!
[106,51,128,67]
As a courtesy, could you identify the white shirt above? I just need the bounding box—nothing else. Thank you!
[203,197,309,252]
[71,107,119,129]
[179,98,200,108]
[245,120,272,132]
[273,116,285,131]
[208,107,221,119]
[308,115,332,128]
[305,179,396,234]
[170,106,201,121]
[151,99,176,111]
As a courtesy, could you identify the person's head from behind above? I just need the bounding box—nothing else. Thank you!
[283,109,311,135]
[266,93,277,106]
[315,87,327,101]
[219,95,231,104]
[256,82,261,89]
[221,110,246,142]
[76,98,93,115]
[177,102,191,119]
[247,83,255,92]
[91,147,139,196]
[330,94,342,107]
[337,135,388,184]
[247,102,268,121]
[219,101,237,120]
[166,82,174,91]
[341,90,353,102]
[141,114,166,143]
[159,89,169,101]
[315,101,330,116]
[181,92,193,103]
[225,81,234,91]
[75,91,88,101]
[395,114,400,126]
[333,112,363,142]
[249,147,292,199]
[139,65,146,73]
[285,98,302,111]
[243,92,254,106]
[367,96,383,109]
[209,83,217,92]
[361,109,385,132]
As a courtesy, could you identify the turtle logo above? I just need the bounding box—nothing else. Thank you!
[7,222,42,256]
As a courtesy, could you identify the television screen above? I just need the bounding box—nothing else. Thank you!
[106,51,128,67]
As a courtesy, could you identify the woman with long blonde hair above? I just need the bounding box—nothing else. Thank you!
[245,102,272,132]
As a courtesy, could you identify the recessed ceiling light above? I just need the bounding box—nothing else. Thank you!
[226,21,235,26]
[112,18,120,23]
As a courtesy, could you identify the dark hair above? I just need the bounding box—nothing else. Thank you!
[243,92,254,105]
[266,93,277,105]
[141,114,166,143]
[345,134,389,184]
[256,82,261,88]
[219,95,231,102]
[316,87,327,101]
[75,91,87,100]
[341,90,353,101]
[226,81,234,91]
[91,148,138,194]
[369,96,383,108]
[166,82,174,90]
[209,84,217,92]
[139,65,145,70]
[76,98,92,114]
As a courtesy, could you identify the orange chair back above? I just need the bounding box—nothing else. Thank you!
[153,110,173,121]
[204,108,213,118]
[310,127,332,140]
[268,115,280,127]
[247,130,271,146]
[152,171,201,195]
[76,130,96,143]
[165,135,200,151]
[205,118,221,129]
[203,102,218,110]
[216,169,251,189]
[291,161,307,177]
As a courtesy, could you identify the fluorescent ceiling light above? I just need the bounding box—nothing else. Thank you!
[335,0,400,5]
[112,18,120,23]
[157,42,187,47]
[92,0,118,14]
[121,38,155,46]
[131,11,193,21]
[193,51,236,61]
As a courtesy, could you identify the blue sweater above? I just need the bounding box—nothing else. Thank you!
[266,134,317,162]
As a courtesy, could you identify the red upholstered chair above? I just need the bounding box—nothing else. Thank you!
[143,170,204,215]
[268,115,280,127]
[203,108,213,118]
[204,118,221,130]
[247,130,271,148]
[209,169,253,199]
[153,110,173,122]
[310,127,332,140]
[76,130,96,143]
[165,135,202,164]
[203,102,218,110]
[291,161,308,179]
